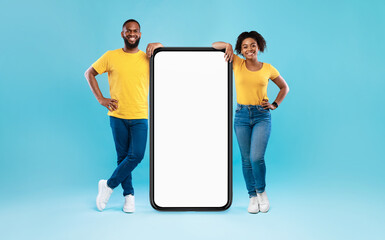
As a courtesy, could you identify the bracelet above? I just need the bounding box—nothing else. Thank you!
[272,102,278,108]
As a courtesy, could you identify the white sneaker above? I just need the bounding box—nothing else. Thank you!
[123,194,135,213]
[257,191,270,213]
[96,180,113,211]
[248,196,259,213]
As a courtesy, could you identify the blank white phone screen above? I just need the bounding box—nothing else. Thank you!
[153,50,229,208]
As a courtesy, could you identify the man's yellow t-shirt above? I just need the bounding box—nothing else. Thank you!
[233,55,280,105]
[92,49,149,119]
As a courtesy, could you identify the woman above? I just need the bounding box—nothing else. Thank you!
[213,31,289,213]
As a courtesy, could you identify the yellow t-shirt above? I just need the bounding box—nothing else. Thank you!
[233,55,280,105]
[92,49,149,119]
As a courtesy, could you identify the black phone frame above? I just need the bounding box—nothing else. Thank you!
[149,47,233,211]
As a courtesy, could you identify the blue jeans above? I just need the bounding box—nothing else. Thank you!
[107,116,148,196]
[234,104,271,197]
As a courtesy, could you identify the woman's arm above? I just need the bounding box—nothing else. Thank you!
[262,76,290,110]
[212,41,233,62]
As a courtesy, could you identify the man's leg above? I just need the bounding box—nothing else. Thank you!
[109,116,132,192]
[107,119,148,196]
[96,116,129,211]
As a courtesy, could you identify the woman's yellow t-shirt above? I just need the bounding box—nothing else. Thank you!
[233,54,280,105]
[92,49,149,119]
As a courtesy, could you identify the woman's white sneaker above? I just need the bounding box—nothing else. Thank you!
[257,191,270,213]
[123,194,135,213]
[96,180,113,211]
[248,196,259,213]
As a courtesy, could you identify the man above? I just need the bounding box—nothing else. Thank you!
[84,19,163,213]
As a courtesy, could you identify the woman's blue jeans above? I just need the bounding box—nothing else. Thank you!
[107,116,148,196]
[234,104,271,197]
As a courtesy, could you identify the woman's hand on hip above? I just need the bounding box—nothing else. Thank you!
[262,99,276,110]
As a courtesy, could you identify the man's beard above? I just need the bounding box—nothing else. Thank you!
[124,37,140,49]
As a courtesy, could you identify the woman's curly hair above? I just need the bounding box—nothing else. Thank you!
[235,31,266,55]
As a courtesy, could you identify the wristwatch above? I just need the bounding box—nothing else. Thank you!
[272,102,278,108]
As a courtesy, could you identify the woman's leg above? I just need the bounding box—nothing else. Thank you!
[250,115,271,193]
[234,111,257,197]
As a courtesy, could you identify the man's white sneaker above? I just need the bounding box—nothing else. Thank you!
[248,196,259,213]
[257,191,270,213]
[96,180,113,211]
[123,194,135,213]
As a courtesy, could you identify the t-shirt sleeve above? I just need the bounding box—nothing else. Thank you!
[269,64,280,80]
[92,51,110,74]
[233,54,242,71]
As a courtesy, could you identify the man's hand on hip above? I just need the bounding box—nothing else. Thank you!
[98,97,118,111]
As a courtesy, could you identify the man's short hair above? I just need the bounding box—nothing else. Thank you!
[122,19,141,30]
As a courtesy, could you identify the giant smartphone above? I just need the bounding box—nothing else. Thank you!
[150,47,232,211]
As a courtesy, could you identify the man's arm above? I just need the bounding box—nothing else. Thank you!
[146,42,164,58]
[84,66,118,111]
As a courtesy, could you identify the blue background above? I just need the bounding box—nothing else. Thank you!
[1,0,384,239]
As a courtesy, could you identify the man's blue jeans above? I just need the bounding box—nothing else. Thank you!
[107,116,148,196]
[234,104,271,197]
